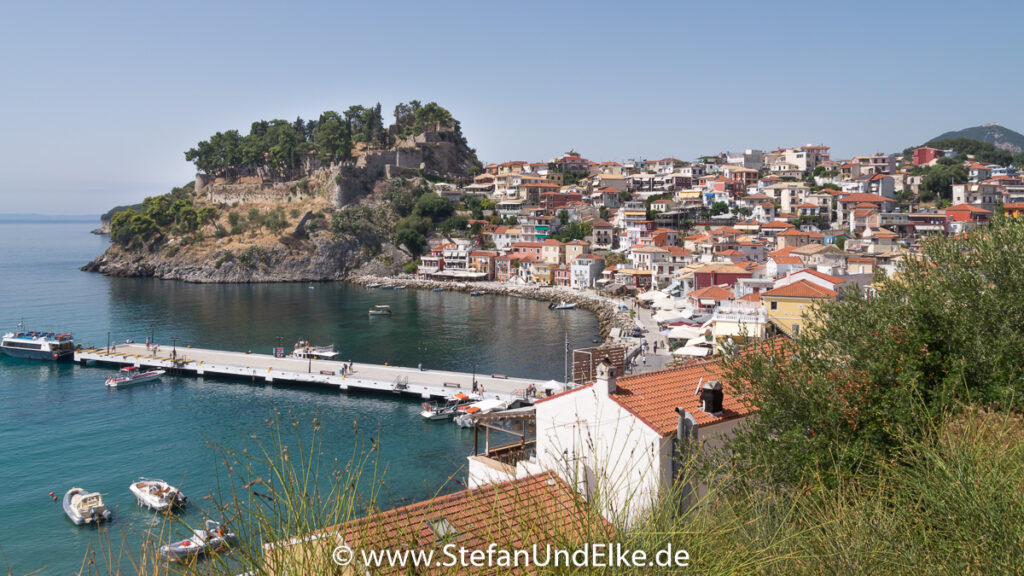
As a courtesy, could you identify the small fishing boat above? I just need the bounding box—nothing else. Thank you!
[393,285,407,290]
[63,487,113,525]
[549,301,577,310]
[105,366,166,388]
[470,290,485,296]
[129,478,187,511]
[288,341,338,359]
[365,283,381,288]
[420,392,479,420]
[159,520,236,562]
[453,398,509,428]
[368,304,392,316]
[432,287,444,292]
[380,285,396,290]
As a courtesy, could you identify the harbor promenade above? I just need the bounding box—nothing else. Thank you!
[76,343,549,403]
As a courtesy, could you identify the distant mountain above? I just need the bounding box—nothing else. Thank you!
[930,123,1024,154]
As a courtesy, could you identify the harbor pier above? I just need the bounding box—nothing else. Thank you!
[75,343,549,404]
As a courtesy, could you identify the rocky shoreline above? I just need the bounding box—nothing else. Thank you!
[348,274,640,340]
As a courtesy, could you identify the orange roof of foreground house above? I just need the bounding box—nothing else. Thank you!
[762,279,838,299]
[689,285,734,301]
[334,473,606,566]
[611,360,753,434]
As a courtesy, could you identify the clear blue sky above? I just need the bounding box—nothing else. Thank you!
[2,0,1021,214]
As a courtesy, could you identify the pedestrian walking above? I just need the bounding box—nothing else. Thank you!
[653,341,658,353]
[642,355,647,367]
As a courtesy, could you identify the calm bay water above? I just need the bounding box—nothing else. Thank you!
[0,221,599,574]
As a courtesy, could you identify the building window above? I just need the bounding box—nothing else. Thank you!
[770,301,778,311]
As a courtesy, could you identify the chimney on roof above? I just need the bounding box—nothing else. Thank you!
[700,380,724,415]
[595,357,616,396]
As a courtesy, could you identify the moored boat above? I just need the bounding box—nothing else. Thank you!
[420,392,479,420]
[470,290,485,296]
[105,366,166,388]
[453,398,509,428]
[548,301,577,310]
[159,520,236,562]
[63,487,112,525]
[1,322,75,361]
[287,341,338,359]
[368,304,392,316]
[129,478,187,511]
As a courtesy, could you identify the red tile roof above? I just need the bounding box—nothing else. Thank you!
[787,268,843,286]
[611,361,754,434]
[334,473,608,565]
[771,256,803,265]
[690,285,734,301]
[762,279,837,299]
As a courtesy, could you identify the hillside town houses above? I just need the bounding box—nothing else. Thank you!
[415,147,1019,341]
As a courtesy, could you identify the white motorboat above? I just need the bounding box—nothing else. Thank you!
[105,366,166,388]
[159,520,236,562]
[470,290,485,296]
[368,304,392,316]
[420,392,479,420]
[287,341,338,359]
[63,487,112,525]
[129,478,187,511]
[365,283,381,288]
[549,301,577,310]
[453,398,509,428]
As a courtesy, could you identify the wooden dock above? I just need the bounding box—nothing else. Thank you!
[75,343,550,404]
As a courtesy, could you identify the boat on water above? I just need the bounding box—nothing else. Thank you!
[470,290,485,296]
[368,304,392,316]
[129,478,187,511]
[63,487,112,525]
[453,398,509,428]
[1,322,75,361]
[393,285,407,290]
[548,301,577,310]
[159,520,236,562]
[105,366,166,388]
[432,287,444,292]
[287,341,338,360]
[365,283,381,288]
[380,285,396,290]
[420,392,480,420]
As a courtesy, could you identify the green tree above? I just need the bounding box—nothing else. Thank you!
[413,192,454,221]
[725,216,1024,487]
[710,201,730,216]
[393,215,431,256]
[313,111,351,163]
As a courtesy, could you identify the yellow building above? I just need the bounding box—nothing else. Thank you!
[760,279,837,337]
[541,239,565,265]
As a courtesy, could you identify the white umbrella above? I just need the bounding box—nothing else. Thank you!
[667,324,702,340]
[652,310,687,324]
[637,290,665,302]
[542,380,563,390]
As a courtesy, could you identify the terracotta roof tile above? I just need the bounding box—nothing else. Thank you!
[611,361,754,434]
[330,473,607,571]
[763,279,837,299]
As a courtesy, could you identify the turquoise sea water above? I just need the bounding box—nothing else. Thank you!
[0,222,599,574]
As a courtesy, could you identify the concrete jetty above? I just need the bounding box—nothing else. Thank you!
[76,343,550,404]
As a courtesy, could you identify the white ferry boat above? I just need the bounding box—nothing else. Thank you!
[1,323,75,361]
